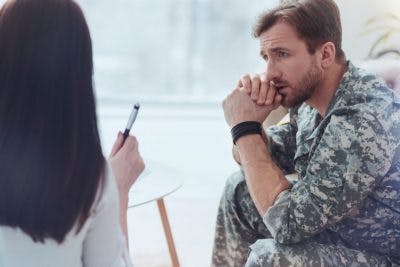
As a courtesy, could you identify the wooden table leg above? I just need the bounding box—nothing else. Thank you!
[157,198,180,267]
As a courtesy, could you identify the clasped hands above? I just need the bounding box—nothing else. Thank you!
[222,73,283,128]
[224,73,282,165]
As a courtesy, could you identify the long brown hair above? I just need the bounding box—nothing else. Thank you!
[0,0,105,243]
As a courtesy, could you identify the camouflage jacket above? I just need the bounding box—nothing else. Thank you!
[263,62,400,263]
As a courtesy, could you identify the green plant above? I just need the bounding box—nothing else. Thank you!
[363,13,400,58]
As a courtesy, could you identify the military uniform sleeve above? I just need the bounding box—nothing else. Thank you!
[266,110,298,174]
[263,110,396,244]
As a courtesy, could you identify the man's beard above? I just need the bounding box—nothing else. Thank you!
[278,63,322,108]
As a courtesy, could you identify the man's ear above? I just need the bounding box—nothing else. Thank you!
[319,42,336,69]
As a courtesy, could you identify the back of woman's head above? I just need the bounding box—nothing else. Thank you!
[0,0,105,243]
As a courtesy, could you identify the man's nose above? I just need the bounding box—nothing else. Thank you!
[266,62,281,82]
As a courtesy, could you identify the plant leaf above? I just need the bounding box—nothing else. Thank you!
[366,13,400,25]
[362,26,400,36]
[368,32,391,57]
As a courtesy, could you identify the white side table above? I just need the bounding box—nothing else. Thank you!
[128,161,183,267]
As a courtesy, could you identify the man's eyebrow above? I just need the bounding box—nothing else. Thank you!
[270,47,289,53]
[260,47,290,57]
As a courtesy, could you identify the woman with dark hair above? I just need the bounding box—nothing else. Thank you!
[0,0,144,266]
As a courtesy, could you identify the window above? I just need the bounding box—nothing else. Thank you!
[78,0,278,103]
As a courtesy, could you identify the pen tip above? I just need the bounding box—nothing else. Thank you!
[134,103,140,109]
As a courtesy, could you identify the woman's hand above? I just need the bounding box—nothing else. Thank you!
[108,132,145,199]
[108,132,145,246]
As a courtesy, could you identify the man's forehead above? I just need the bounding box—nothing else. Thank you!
[259,21,302,50]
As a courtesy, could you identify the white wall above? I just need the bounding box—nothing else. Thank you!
[336,0,400,60]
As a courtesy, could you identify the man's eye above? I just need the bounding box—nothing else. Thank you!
[263,55,269,61]
[277,51,288,58]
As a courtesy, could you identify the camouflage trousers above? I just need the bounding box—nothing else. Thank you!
[211,171,392,267]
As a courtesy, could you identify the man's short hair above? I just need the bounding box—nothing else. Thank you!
[253,0,345,60]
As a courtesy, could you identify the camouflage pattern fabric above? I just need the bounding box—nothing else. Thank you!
[212,171,392,267]
[212,62,400,266]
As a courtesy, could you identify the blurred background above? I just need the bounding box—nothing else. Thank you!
[80,0,400,103]
[80,0,400,266]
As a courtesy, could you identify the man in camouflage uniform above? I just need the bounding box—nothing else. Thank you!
[212,0,400,266]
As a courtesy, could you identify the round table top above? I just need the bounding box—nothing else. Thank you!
[128,160,183,208]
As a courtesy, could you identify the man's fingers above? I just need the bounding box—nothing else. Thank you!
[241,74,252,94]
[237,79,243,88]
[250,75,261,101]
[257,78,268,105]
[265,82,277,105]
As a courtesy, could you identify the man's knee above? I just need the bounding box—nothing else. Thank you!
[221,170,246,205]
[220,170,268,236]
